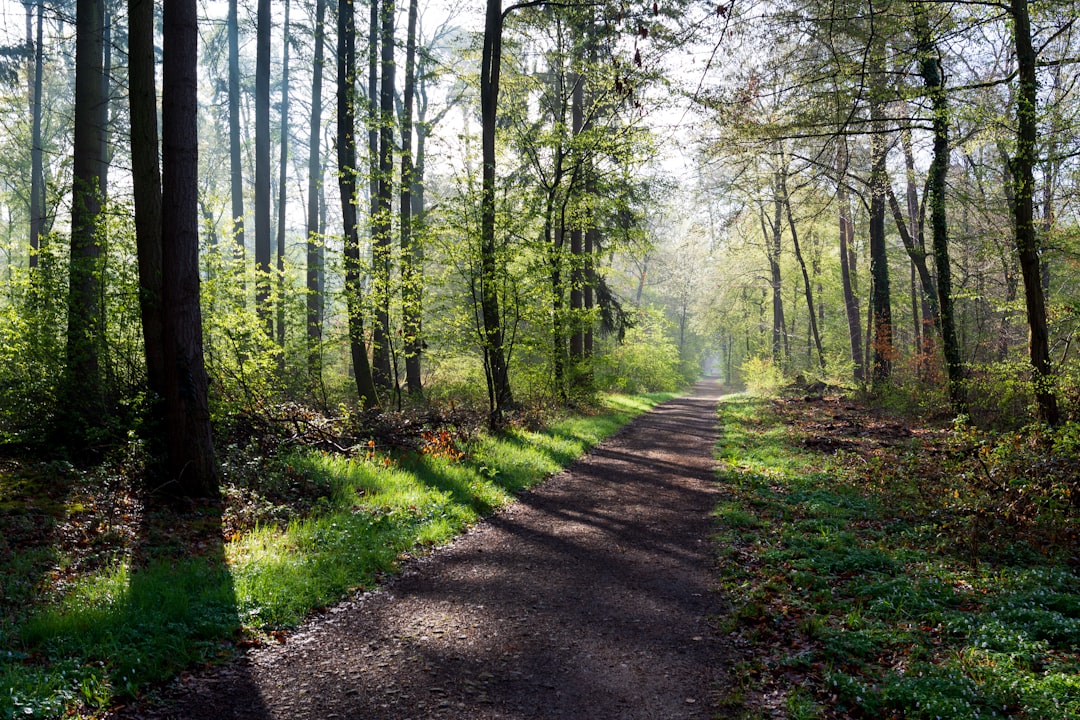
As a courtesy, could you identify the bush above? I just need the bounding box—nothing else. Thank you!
[740,356,785,397]
[595,312,684,393]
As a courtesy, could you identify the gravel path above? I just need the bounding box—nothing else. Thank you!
[117,379,729,719]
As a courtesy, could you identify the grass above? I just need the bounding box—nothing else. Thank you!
[712,394,1080,719]
[0,391,675,719]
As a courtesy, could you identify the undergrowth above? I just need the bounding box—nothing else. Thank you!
[713,394,1080,719]
[0,391,674,719]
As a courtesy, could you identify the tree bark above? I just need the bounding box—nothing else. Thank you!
[480,0,514,424]
[339,0,380,408]
[836,147,863,381]
[1010,0,1059,425]
[129,0,166,403]
[371,0,396,391]
[29,0,45,269]
[868,35,893,383]
[780,168,825,370]
[306,0,327,386]
[275,0,291,354]
[400,0,422,397]
[255,0,272,332]
[67,0,108,424]
[161,0,218,495]
[228,0,245,264]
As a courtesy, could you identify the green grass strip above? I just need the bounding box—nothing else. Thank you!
[713,394,1080,720]
[1,391,675,719]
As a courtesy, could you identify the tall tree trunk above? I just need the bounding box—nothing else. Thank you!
[228,0,245,265]
[67,0,108,425]
[255,0,272,332]
[306,0,327,387]
[400,0,422,397]
[762,182,785,367]
[569,72,585,368]
[275,0,290,354]
[339,0,379,407]
[161,0,218,495]
[868,36,893,383]
[1010,0,1059,425]
[916,12,965,412]
[480,0,514,424]
[780,168,825,370]
[29,0,45,269]
[129,0,166,403]
[371,0,395,391]
[836,148,863,381]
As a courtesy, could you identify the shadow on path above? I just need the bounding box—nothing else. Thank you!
[118,379,730,720]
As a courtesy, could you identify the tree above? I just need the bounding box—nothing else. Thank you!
[160,0,218,494]
[338,0,380,407]
[66,0,108,426]
[28,0,45,269]
[479,0,515,423]
[400,0,422,397]
[228,0,245,265]
[254,0,272,331]
[275,0,291,354]
[1009,0,1059,425]
[306,0,327,387]
[129,0,165,402]
[371,0,396,391]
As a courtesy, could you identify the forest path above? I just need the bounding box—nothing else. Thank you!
[118,379,729,720]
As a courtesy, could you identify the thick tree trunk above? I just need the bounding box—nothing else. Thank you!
[1010,0,1059,425]
[129,0,166,402]
[480,0,514,424]
[400,0,422,397]
[339,0,380,408]
[254,0,272,332]
[868,54,893,383]
[161,0,218,495]
[306,0,327,386]
[67,0,108,424]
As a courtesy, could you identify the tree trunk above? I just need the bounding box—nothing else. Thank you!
[228,0,245,265]
[306,0,327,387]
[161,0,218,495]
[339,0,379,408]
[371,0,396,391]
[129,0,166,403]
[1010,0,1059,425]
[255,0,272,333]
[480,0,514,424]
[29,0,45,269]
[67,0,108,426]
[400,0,422,397]
[569,72,585,367]
[868,40,893,383]
[275,0,290,355]
[917,14,965,411]
[780,168,825,370]
[762,184,785,367]
[836,148,863,381]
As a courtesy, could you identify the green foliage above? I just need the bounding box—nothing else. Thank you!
[713,396,1080,719]
[739,356,786,397]
[595,310,686,393]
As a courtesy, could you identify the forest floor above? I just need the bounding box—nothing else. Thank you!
[107,379,732,720]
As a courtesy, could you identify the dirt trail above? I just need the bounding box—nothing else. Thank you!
[117,379,728,720]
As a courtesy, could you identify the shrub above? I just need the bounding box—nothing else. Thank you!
[740,356,785,397]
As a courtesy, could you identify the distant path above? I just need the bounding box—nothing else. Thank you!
[119,379,728,720]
